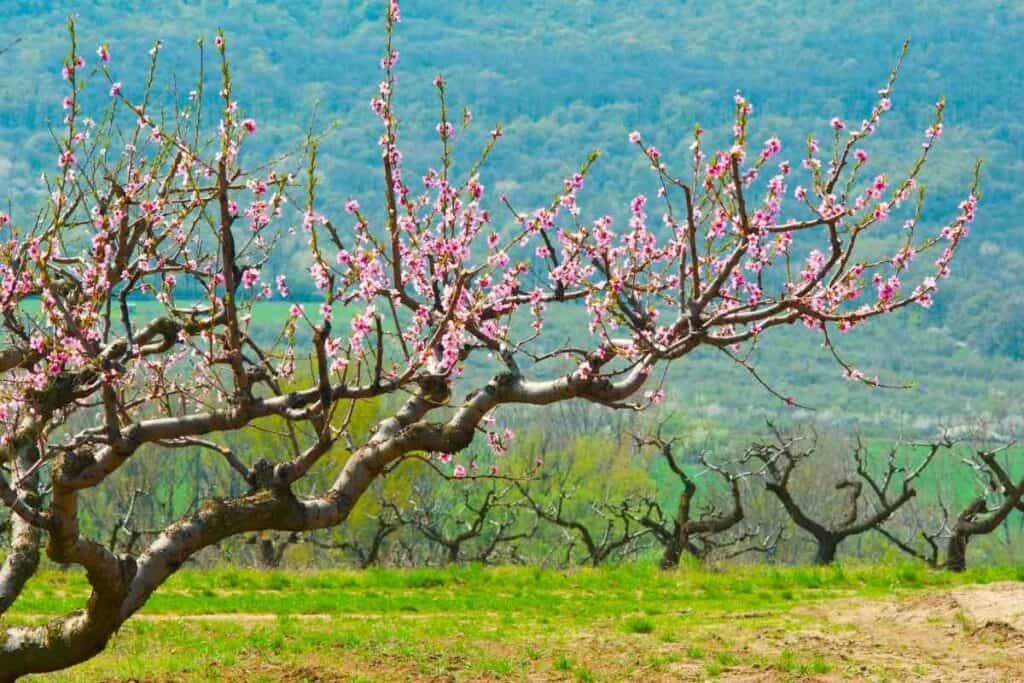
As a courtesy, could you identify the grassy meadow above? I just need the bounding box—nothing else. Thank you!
[7,561,1023,682]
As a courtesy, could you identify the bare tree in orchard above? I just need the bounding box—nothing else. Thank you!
[241,531,303,569]
[628,431,774,569]
[326,507,405,569]
[516,479,653,566]
[384,479,532,566]
[881,442,1023,571]
[0,2,978,676]
[748,429,942,564]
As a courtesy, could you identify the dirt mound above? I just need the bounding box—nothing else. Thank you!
[830,581,1024,634]
[796,581,1024,682]
[970,620,1024,646]
[953,581,1024,634]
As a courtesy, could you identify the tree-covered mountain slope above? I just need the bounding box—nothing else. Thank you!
[0,0,1019,428]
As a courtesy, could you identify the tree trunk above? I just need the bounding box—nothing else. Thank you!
[660,523,688,569]
[946,531,969,572]
[258,538,277,568]
[660,539,684,570]
[662,487,695,571]
[0,443,42,613]
[0,479,362,679]
[659,540,684,569]
[813,536,839,565]
[0,591,125,683]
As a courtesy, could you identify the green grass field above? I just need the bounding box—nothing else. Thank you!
[7,561,1024,682]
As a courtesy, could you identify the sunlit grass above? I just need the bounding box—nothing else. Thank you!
[6,560,1020,681]
[12,559,1015,620]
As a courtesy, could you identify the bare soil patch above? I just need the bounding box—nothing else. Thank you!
[777,581,1024,682]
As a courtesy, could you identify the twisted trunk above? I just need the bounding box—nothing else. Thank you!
[0,435,41,614]
[659,481,696,570]
[0,413,406,680]
[0,472,365,680]
[0,568,131,683]
[0,352,649,678]
[945,482,1024,573]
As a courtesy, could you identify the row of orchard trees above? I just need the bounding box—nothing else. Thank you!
[23,401,1018,574]
[310,413,1024,572]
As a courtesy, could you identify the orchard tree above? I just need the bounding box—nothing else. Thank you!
[516,478,653,567]
[748,428,941,564]
[628,431,773,569]
[384,478,531,566]
[0,2,979,677]
[881,441,1023,571]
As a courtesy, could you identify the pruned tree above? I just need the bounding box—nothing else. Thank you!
[242,531,303,569]
[881,443,1023,571]
[326,508,404,569]
[748,429,941,564]
[0,2,977,676]
[388,480,532,566]
[516,481,652,566]
[629,431,754,569]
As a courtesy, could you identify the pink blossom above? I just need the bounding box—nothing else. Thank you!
[761,137,781,159]
[644,389,665,405]
[436,121,455,139]
[241,268,260,289]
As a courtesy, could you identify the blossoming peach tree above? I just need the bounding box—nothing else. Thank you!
[0,2,977,677]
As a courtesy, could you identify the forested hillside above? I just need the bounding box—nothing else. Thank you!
[0,0,1020,428]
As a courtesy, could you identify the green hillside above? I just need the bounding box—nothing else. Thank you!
[0,0,1020,429]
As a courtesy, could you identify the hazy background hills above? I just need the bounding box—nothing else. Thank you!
[0,0,1020,432]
